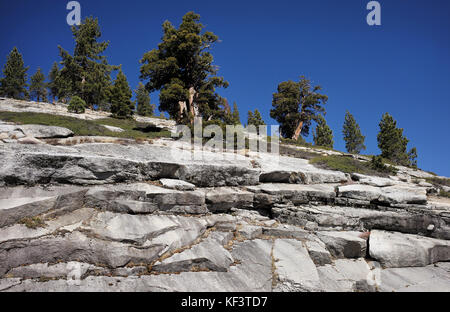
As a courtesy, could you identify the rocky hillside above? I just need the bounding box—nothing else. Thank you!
[1,98,450,292]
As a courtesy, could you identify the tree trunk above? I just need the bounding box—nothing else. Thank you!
[292,120,304,141]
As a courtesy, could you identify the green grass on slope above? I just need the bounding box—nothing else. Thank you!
[309,155,396,177]
[0,111,172,140]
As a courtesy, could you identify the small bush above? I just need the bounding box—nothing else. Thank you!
[426,177,450,188]
[370,155,398,175]
[67,96,86,114]
[439,191,450,198]
[19,216,46,229]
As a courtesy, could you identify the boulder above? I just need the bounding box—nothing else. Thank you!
[316,231,367,259]
[203,187,254,212]
[369,230,450,268]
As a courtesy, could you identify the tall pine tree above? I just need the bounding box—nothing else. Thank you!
[232,102,241,125]
[342,111,366,154]
[0,47,29,99]
[110,70,133,119]
[135,82,154,116]
[140,12,229,123]
[313,115,334,148]
[29,68,48,102]
[377,113,409,165]
[57,17,117,108]
[48,62,60,103]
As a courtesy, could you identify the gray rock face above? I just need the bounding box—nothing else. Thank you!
[0,124,73,140]
[273,239,321,292]
[316,231,367,259]
[159,179,195,191]
[203,187,254,212]
[369,230,450,268]
[0,144,259,187]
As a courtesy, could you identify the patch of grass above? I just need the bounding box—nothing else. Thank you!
[309,155,396,177]
[439,191,450,198]
[19,216,46,229]
[0,111,172,140]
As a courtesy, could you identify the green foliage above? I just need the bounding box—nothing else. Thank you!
[377,113,410,166]
[310,155,395,177]
[109,70,133,119]
[247,109,266,127]
[29,68,48,102]
[439,191,450,198]
[67,96,86,114]
[0,47,29,99]
[425,177,450,188]
[408,147,418,169]
[313,115,334,148]
[342,111,366,154]
[56,17,117,108]
[370,155,398,175]
[140,11,229,123]
[0,111,171,140]
[47,62,60,103]
[231,102,241,125]
[135,82,154,116]
[19,216,46,229]
[270,76,328,139]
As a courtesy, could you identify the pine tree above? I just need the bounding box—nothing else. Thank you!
[342,111,366,154]
[68,96,86,114]
[135,82,154,116]
[48,62,60,103]
[408,147,418,169]
[270,76,328,140]
[57,17,117,108]
[247,109,266,127]
[110,70,133,119]
[140,12,229,123]
[232,102,241,125]
[313,115,334,148]
[0,47,29,99]
[377,113,409,165]
[29,68,48,102]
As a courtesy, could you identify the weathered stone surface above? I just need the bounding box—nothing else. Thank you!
[246,183,336,207]
[316,231,367,259]
[81,212,206,246]
[338,184,427,206]
[237,224,263,240]
[0,143,259,187]
[305,239,332,266]
[85,183,207,215]
[0,186,87,228]
[273,239,320,291]
[261,224,309,240]
[0,208,96,243]
[351,173,396,187]
[378,262,450,292]
[0,231,165,276]
[318,258,377,292]
[369,230,450,268]
[203,187,254,212]
[153,235,234,273]
[0,124,73,139]
[159,179,195,191]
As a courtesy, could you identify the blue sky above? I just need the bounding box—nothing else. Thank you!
[0,0,449,176]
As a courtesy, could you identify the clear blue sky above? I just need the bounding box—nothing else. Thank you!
[1,0,449,176]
